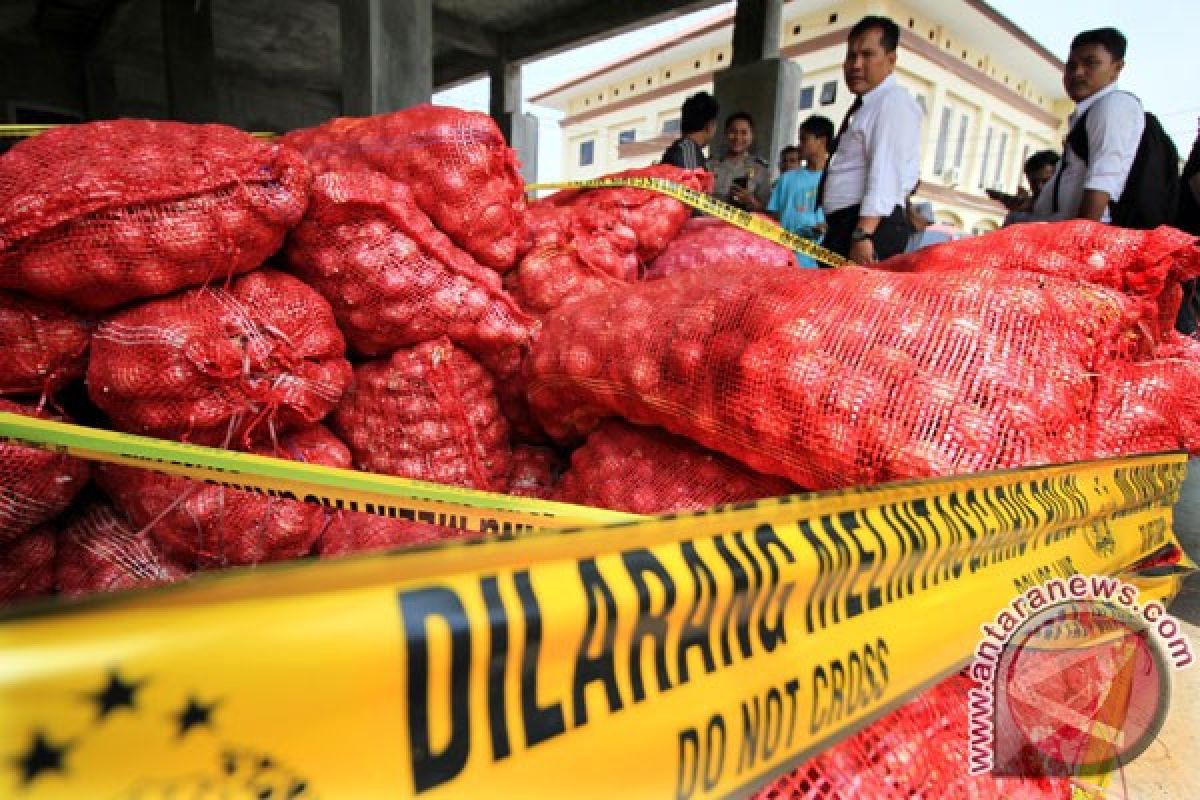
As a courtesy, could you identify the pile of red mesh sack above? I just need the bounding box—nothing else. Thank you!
[754,673,1069,800]
[285,170,534,370]
[0,399,90,541]
[281,105,528,271]
[55,503,188,599]
[557,420,796,513]
[97,425,350,568]
[527,223,1200,490]
[0,524,56,604]
[331,338,510,491]
[645,216,796,281]
[318,513,468,558]
[0,120,311,311]
[507,204,636,315]
[0,291,91,397]
[88,269,352,447]
[537,165,713,264]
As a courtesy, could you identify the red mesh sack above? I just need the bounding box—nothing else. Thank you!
[506,445,560,499]
[318,512,470,558]
[0,524,56,604]
[528,262,1160,490]
[331,338,510,490]
[0,291,91,397]
[97,425,350,568]
[56,503,188,598]
[541,165,713,264]
[281,106,528,271]
[285,171,534,366]
[558,420,796,513]
[0,399,90,542]
[645,216,796,280]
[506,204,636,315]
[88,269,351,447]
[0,120,311,312]
[754,673,1068,800]
[881,222,1200,341]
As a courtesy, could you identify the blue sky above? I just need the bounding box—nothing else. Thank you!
[435,1,1199,181]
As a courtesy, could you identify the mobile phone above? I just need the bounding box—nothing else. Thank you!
[732,176,749,190]
[985,188,1019,208]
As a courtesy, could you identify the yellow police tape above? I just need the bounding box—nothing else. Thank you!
[0,124,276,140]
[0,411,636,532]
[526,176,851,268]
[0,411,1192,798]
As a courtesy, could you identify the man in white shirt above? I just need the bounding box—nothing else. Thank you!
[818,16,923,265]
[1033,28,1144,222]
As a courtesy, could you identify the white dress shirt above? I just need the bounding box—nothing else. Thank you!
[822,74,924,217]
[1033,84,1144,222]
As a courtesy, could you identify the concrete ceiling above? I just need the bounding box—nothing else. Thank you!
[1,0,725,93]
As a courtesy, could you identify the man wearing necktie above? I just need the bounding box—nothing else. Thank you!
[818,16,923,265]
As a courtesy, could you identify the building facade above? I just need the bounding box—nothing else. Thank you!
[530,0,1071,234]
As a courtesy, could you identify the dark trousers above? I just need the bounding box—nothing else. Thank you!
[823,204,911,264]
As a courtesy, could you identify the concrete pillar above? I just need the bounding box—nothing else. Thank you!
[713,58,803,180]
[731,0,783,67]
[339,0,432,115]
[489,60,538,183]
[161,0,219,122]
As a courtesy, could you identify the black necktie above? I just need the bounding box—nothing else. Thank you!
[815,95,863,208]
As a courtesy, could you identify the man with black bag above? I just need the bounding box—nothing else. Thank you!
[1034,27,1180,228]
[817,16,923,265]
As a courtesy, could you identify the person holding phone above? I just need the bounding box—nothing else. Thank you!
[995,150,1059,226]
[711,112,772,212]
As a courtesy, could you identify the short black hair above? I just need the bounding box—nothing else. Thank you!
[779,145,801,161]
[1024,149,1060,177]
[681,92,720,134]
[725,111,754,130]
[849,15,900,52]
[799,114,835,147]
[1071,27,1127,60]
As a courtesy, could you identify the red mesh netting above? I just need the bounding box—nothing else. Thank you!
[0,291,91,397]
[753,673,1069,800]
[0,120,311,312]
[506,445,560,500]
[506,205,635,315]
[527,252,1189,490]
[0,398,90,542]
[56,503,188,599]
[1090,332,1200,457]
[87,269,351,447]
[539,165,714,264]
[331,338,510,491]
[0,524,56,605]
[318,513,470,558]
[645,216,796,281]
[285,170,534,370]
[97,425,350,568]
[281,105,528,271]
[557,420,796,513]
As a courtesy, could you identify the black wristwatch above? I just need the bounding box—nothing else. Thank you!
[850,227,874,243]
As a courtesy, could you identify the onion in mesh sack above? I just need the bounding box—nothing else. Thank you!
[0,524,56,605]
[331,338,510,491]
[0,290,91,397]
[0,120,311,311]
[88,269,352,448]
[97,425,351,568]
[0,398,90,542]
[56,503,188,598]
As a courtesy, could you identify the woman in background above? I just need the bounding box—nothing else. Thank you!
[711,112,772,212]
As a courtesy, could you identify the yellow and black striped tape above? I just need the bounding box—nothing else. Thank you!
[527,176,850,268]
